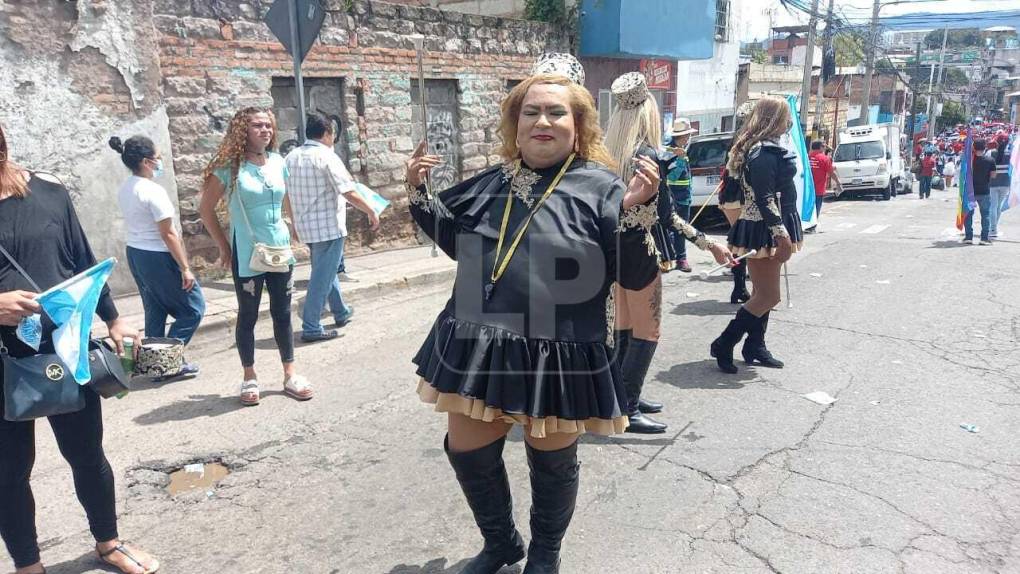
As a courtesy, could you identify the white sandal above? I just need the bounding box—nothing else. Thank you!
[283,374,313,401]
[240,379,260,406]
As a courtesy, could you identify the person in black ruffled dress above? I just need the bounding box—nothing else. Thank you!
[717,100,757,305]
[710,96,803,374]
[603,72,733,434]
[403,62,661,573]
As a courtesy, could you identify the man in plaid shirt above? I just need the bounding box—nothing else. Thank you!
[285,112,380,342]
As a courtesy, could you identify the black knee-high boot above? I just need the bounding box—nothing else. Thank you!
[621,338,667,434]
[710,307,756,374]
[615,329,662,415]
[741,311,784,368]
[446,436,526,574]
[523,441,579,574]
[730,259,750,304]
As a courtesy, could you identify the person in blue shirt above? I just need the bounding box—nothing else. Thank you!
[199,107,312,407]
[665,118,698,272]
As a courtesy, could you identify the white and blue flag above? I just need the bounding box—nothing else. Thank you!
[783,95,817,229]
[36,258,116,385]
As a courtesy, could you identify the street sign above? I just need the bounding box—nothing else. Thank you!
[264,0,325,144]
[265,0,325,64]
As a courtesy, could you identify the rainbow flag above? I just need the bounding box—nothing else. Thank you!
[955,129,976,230]
[1003,134,1020,214]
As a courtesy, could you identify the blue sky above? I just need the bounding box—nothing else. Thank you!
[740,0,1019,42]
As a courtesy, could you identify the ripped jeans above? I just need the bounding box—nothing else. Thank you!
[232,244,295,367]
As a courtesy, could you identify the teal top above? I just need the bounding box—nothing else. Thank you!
[214,153,295,278]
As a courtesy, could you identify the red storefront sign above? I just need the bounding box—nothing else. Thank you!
[640,59,673,90]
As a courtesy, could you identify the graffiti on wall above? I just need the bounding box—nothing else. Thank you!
[412,79,461,191]
[426,109,458,190]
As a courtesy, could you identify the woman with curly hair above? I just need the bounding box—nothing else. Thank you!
[602,72,733,434]
[404,59,661,573]
[199,107,312,405]
[710,96,803,373]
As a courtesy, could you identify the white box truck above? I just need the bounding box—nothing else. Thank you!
[833,123,903,200]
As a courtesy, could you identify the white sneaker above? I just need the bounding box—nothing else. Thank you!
[963,238,974,245]
[337,272,359,283]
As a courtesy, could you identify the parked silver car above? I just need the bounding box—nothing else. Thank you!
[685,131,734,208]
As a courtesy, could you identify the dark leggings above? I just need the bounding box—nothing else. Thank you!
[0,387,117,568]
[232,245,295,367]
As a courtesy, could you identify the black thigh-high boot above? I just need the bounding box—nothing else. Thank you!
[730,259,751,304]
[523,441,579,574]
[621,338,667,434]
[446,436,526,574]
[741,311,784,368]
[615,329,662,414]
[710,307,756,374]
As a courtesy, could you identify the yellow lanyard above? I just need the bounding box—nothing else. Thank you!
[486,153,575,300]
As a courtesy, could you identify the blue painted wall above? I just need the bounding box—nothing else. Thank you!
[579,0,716,60]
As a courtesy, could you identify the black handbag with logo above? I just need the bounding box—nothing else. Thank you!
[0,242,128,420]
[1,343,85,421]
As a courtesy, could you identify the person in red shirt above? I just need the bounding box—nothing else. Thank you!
[919,151,937,199]
[808,141,842,232]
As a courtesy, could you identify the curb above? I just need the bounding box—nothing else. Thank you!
[186,267,456,345]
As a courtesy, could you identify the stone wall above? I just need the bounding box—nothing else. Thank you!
[0,0,173,293]
[0,0,566,293]
[151,0,568,268]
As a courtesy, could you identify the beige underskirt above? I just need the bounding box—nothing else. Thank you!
[416,379,629,439]
[731,241,804,259]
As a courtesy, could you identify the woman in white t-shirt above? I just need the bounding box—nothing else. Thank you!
[110,135,205,378]
[943,155,957,188]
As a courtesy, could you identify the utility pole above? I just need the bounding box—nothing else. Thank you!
[813,0,835,139]
[857,0,881,126]
[907,42,922,164]
[928,26,949,138]
[799,0,820,134]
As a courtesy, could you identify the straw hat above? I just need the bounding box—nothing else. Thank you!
[670,118,698,137]
[611,72,649,110]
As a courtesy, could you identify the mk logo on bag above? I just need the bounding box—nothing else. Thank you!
[45,363,65,381]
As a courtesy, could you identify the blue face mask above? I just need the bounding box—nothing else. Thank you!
[152,159,165,178]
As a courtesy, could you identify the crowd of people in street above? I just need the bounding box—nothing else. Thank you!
[910,123,1015,244]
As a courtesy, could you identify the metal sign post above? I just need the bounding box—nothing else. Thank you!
[265,0,325,144]
[289,0,307,143]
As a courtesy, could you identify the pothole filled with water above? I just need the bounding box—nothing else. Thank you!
[166,462,230,496]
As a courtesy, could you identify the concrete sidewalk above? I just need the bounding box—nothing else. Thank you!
[105,245,456,344]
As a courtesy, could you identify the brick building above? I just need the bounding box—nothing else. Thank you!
[0,0,566,292]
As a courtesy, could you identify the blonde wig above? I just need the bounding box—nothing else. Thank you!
[726,96,790,175]
[498,74,615,169]
[202,107,279,194]
[0,122,27,198]
[603,96,662,181]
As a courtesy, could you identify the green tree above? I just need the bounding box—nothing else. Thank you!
[875,57,897,72]
[833,32,864,67]
[943,67,969,91]
[525,0,567,23]
[750,48,769,65]
[924,28,982,49]
[937,100,966,130]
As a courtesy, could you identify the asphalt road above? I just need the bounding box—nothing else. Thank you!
[13,184,1020,574]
